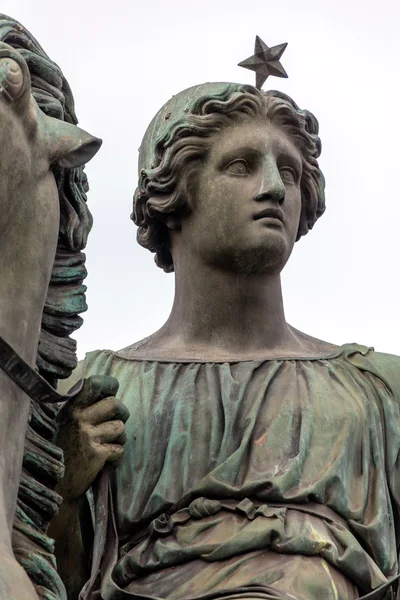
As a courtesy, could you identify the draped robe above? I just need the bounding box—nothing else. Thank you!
[66,344,400,600]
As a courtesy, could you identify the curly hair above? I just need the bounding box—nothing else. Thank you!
[133,84,325,273]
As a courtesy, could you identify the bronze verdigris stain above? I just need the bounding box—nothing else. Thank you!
[53,74,400,600]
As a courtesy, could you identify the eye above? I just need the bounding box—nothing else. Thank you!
[225,159,250,176]
[279,167,297,184]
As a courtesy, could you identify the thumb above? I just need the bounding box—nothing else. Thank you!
[69,375,120,409]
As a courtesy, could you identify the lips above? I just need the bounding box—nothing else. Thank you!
[253,207,284,222]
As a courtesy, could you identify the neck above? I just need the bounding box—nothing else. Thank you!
[156,255,299,359]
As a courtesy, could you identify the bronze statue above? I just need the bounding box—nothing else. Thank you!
[0,15,101,600]
[50,39,400,600]
[1,23,400,600]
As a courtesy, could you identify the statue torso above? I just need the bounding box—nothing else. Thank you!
[77,344,400,599]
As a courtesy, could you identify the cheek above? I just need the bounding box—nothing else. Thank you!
[190,178,225,226]
[189,174,254,241]
[286,187,302,231]
[35,172,60,240]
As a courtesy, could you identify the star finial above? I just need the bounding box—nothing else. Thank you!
[238,36,288,90]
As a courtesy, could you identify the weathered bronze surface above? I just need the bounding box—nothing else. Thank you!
[0,14,101,600]
[2,25,400,600]
[52,49,400,600]
[238,36,288,89]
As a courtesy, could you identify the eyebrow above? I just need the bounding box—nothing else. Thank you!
[277,148,302,173]
[215,143,303,173]
[215,146,263,166]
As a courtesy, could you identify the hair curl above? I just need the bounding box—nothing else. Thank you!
[133,84,325,273]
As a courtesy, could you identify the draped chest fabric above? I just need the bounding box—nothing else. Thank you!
[77,345,400,600]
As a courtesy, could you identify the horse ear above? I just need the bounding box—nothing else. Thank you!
[45,115,102,168]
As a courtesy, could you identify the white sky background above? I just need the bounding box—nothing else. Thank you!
[2,0,400,358]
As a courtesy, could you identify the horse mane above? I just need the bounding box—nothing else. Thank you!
[0,14,92,387]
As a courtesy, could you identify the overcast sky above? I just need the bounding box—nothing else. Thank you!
[3,0,400,358]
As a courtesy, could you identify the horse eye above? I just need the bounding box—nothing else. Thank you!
[225,160,249,176]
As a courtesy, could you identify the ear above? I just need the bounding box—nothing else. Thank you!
[163,214,182,231]
[44,114,102,168]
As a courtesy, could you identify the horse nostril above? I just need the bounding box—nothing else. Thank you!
[0,58,24,102]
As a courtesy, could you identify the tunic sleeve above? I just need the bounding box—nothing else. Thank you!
[369,351,400,511]
[346,348,400,521]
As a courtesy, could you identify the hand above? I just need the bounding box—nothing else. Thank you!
[56,375,129,503]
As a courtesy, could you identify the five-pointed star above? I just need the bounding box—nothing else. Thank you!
[238,36,288,90]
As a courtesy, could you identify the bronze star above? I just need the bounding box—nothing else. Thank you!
[238,36,288,90]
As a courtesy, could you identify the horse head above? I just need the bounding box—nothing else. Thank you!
[0,41,101,365]
[0,38,102,600]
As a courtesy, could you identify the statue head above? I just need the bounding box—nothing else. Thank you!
[0,14,100,384]
[132,82,325,273]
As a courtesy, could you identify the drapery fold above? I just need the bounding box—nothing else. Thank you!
[75,344,400,599]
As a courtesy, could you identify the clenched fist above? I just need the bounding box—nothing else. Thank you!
[56,375,130,503]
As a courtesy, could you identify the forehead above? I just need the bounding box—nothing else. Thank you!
[207,117,302,163]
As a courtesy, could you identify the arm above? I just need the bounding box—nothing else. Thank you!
[48,502,88,600]
[49,375,129,600]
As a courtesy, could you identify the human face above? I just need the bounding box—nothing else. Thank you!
[178,117,303,275]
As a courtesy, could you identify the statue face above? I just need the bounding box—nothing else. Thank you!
[176,117,303,275]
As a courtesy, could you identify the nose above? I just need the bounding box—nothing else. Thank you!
[254,161,285,205]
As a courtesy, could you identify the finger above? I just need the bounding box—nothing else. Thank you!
[73,375,120,409]
[92,420,125,444]
[101,443,125,468]
[83,397,130,425]
[114,431,127,446]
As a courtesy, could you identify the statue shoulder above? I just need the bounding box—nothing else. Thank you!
[365,349,400,400]
[115,336,155,359]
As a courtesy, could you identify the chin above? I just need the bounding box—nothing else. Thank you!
[242,233,291,274]
[208,240,290,276]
